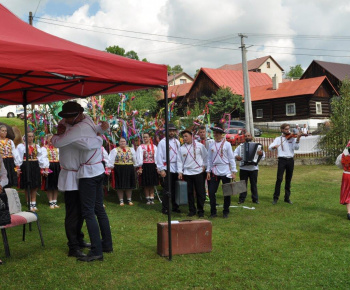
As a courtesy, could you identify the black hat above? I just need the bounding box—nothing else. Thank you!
[58,102,84,118]
[180,128,193,135]
[168,123,177,130]
[210,124,225,134]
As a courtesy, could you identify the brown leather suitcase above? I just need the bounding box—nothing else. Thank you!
[157,220,212,256]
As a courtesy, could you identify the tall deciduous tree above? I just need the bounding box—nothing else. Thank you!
[202,87,244,120]
[105,45,140,60]
[319,79,350,160]
[167,64,183,75]
[286,64,304,79]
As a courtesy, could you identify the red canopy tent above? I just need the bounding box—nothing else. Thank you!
[0,5,176,259]
[0,4,167,104]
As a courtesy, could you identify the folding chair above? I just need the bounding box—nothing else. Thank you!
[0,188,44,257]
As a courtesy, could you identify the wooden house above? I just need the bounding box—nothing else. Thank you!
[301,60,350,93]
[251,76,338,122]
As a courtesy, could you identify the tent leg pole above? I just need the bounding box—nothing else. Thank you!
[23,92,31,211]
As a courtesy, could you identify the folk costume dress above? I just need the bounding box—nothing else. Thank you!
[108,147,138,189]
[0,138,19,187]
[136,143,159,187]
[42,145,60,190]
[340,142,350,205]
[16,143,47,189]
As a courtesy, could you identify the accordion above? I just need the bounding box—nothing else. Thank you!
[239,142,263,166]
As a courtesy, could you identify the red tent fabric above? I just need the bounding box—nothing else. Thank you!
[0,5,167,104]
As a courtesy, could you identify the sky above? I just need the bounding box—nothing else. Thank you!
[2,0,350,78]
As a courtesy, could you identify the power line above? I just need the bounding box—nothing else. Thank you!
[33,0,42,18]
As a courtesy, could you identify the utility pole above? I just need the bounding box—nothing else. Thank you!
[239,33,254,136]
[29,11,33,26]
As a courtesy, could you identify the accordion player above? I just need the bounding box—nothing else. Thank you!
[239,142,263,166]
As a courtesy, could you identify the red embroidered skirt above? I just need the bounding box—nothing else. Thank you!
[340,173,350,204]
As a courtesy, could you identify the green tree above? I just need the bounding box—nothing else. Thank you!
[105,45,125,56]
[286,64,304,79]
[319,79,350,160]
[105,45,140,60]
[202,87,244,120]
[194,69,200,78]
[167,64,183,75]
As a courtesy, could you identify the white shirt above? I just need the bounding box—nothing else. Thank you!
[199,137,215,151]
[102,147,109,164]
[268,135,299,158]
[177,141,207,175]
[207,139,237,177]
[51,116,104,179]
[301,127,308,134]
[155,137,180,173]
[233,143,265,171]
[16,143,47,169]
[0,158,8,188]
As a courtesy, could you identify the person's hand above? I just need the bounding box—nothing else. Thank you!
[257,150,263,156]
[100,121,109,131]
[231,172,236,181]
[160,170,166,178]
[56,124,66,135]
[105,168,111,175]
[235,156,242,161]
[178,173,183,180]
[137,168,143,175]
[0,185,3,192]
[16,168,21,177]
[207,172,211,181]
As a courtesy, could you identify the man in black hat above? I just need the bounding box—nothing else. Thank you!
[52,101,112,262]
[177,128,207,217]
[155,123,181,214]
[206,124,237,218]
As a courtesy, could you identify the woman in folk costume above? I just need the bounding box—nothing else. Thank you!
[136,132,159,205]
[41,134,61,209]
[0,124,20,187]
[16,131,48,212]
[107,137,138,206]
[338,141,350,220]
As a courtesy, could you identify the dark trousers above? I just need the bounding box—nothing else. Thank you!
[208,173,231,215]
[273,157,294,201]
[183,173,206,215]
[64,190,85,251]
[160,172,179,212]
[79,173,113,256]
[239,170,259,202]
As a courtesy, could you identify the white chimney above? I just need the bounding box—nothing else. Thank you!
[272,74,279,90]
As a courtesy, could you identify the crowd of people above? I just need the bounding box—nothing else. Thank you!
[1,102,350,264]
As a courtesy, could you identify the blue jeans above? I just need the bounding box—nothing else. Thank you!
[79,173,112,256]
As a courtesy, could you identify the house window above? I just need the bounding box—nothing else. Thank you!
[180,79,187,84]
[267,61,270,68]
[316,102,322,114]
[256,109,263,118]
[286,103,296,116]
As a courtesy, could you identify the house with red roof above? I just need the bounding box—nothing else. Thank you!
[218,55,284,83]
[251,76,338,125]
[187,67,272,101]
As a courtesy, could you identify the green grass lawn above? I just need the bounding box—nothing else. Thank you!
[0,117,25,134]
[1,165,348,289]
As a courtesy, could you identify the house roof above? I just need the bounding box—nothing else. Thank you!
[158,82,192,100]
[302,60,350,81]
[202,68,272,95]
[250,76,338,101]
[217,55,284,72]
[167,72,194,84]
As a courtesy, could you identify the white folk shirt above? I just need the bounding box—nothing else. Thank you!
[199,137,215,151]
[51,116,104,179]
[206,140,237,177]
[102,147,109,164]
[177,141,207,176]
[233,143,265,171]
[268,135,299,158]
[156,138,180,173]
[16,143,47,168]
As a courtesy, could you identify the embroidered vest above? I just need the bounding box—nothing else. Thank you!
[46,146,59,162]
[114,147,133,164]
[0,139,12,158]
[24,145,38,161]
[141,144,155,163]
